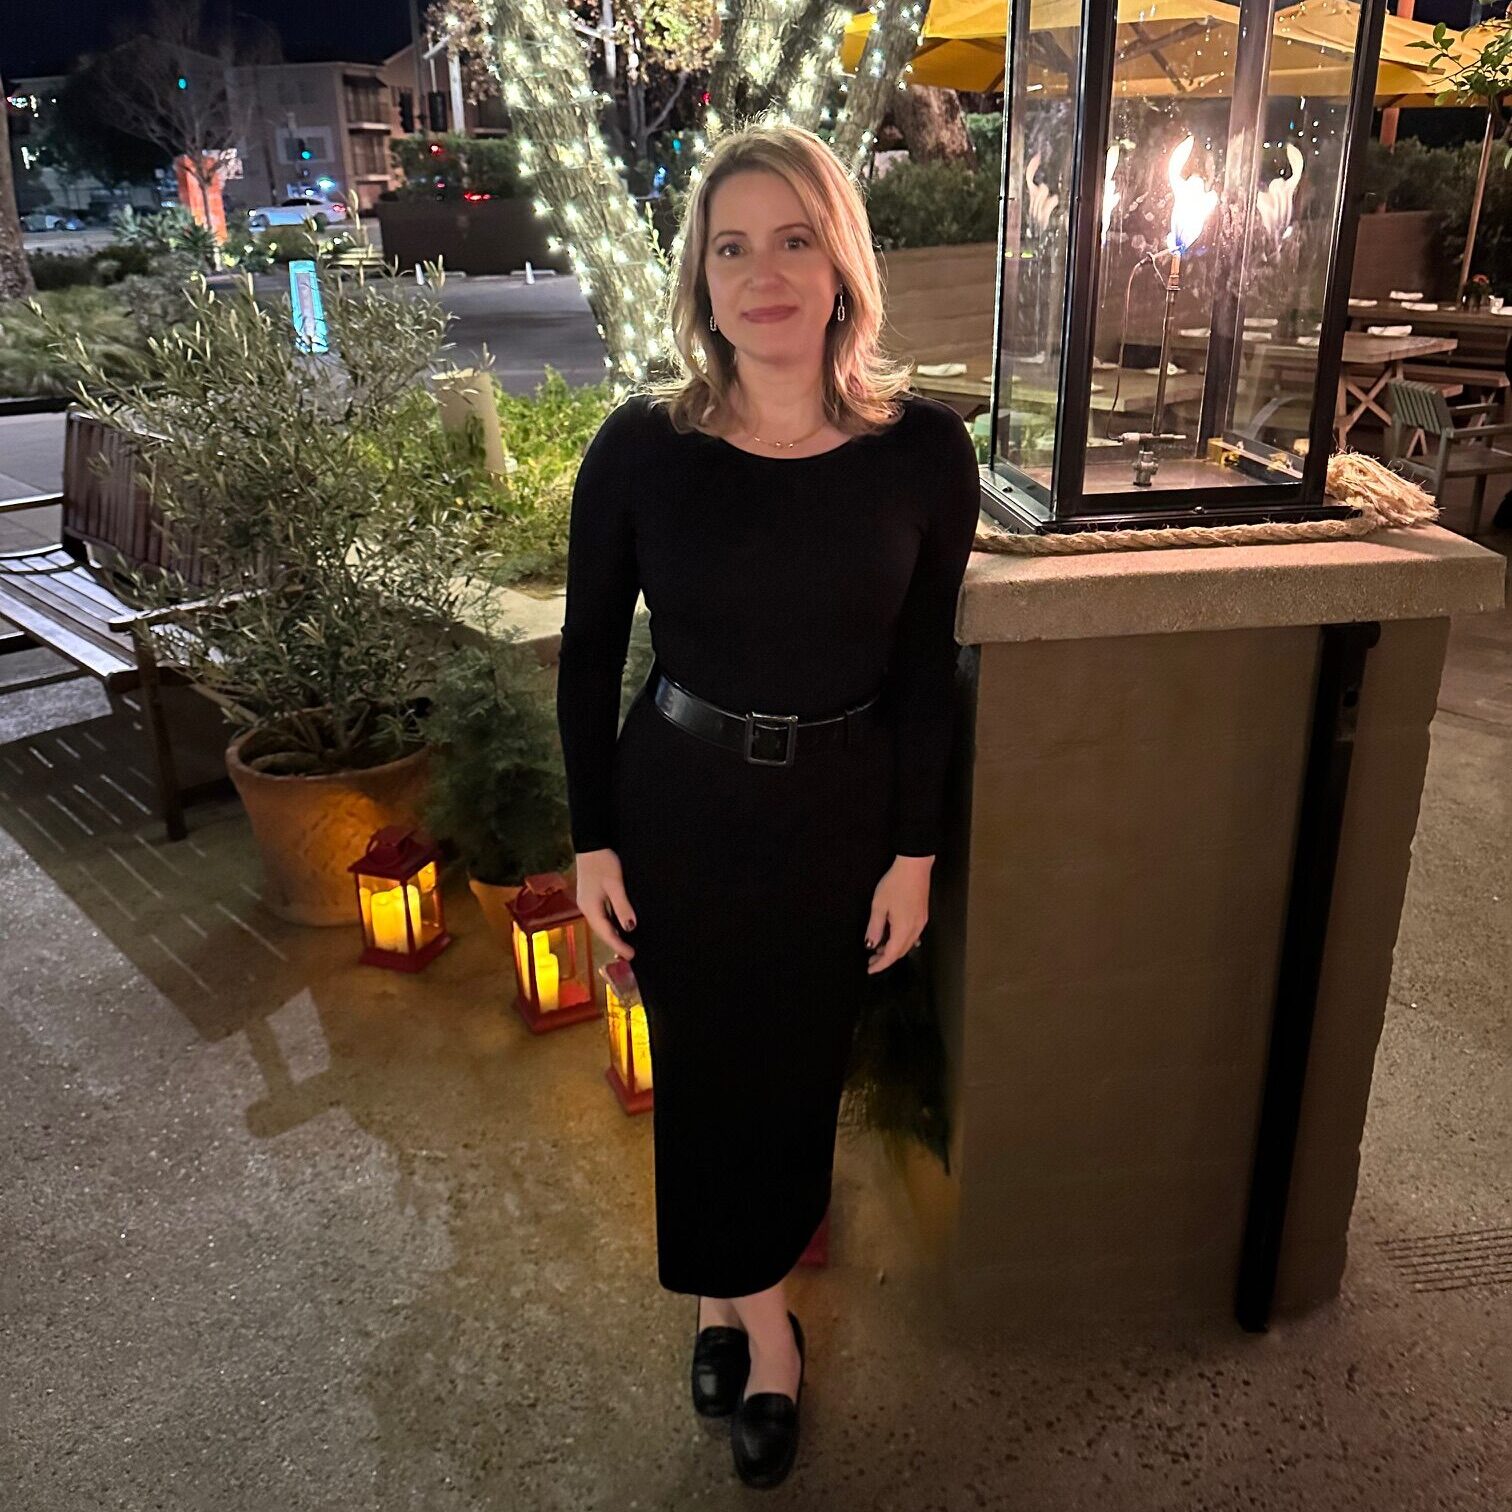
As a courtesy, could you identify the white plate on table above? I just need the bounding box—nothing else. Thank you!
[1366,324,1413,337]
[1348,298,1378,308]
[1400,301,1440,311]
[1178,326,1210,338]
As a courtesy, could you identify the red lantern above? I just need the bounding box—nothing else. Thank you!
[505,872,598,1032]
[348,826,451,971]
[599,957,653,1115]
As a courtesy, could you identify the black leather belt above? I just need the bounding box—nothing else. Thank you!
[649,669,883,767]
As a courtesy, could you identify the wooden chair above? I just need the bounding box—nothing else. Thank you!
[1386,379,1512,538]
[1400,323,1512,411]
[0,410,229,839]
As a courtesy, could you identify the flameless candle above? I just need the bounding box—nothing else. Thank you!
[533,932,560,1012]
[369,882,423,954]
[630,1002,653,1090]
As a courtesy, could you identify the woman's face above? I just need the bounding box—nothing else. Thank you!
[702,168,842,363]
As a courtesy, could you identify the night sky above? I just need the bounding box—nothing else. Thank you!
[1,0,1491,84]
[4,1,414,79]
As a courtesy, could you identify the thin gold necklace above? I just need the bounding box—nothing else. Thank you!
[745,416,828,450]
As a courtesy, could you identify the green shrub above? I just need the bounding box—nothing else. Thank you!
[963,111,1004,179]
[420,635,574,884]
[1360,137,1512,295]
[0,286,144,395]
[458,366,618,588]
[91,242,158,282]
[863,158,1000,250]
[27,251,101,291]
[391,133,522,199]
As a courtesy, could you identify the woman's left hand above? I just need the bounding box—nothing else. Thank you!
[864,855,934,974]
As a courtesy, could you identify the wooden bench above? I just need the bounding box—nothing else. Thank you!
[0,410,228,840]
[326,241,387,274]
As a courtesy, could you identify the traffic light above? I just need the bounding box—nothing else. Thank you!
[427,90,449,133]
[297,138,313,161]
[177,76,188,90]
[398,90,415,134]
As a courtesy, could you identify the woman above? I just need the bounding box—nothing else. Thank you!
[555,122,981,1489]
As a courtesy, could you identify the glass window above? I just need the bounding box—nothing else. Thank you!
[990,0,1376,522]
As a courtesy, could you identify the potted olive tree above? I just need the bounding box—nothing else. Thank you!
[63,271,489,923]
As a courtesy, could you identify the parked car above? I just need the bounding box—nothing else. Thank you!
[246,194,349,230]
[21,210,86,232]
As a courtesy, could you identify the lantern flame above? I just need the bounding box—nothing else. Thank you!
[1166,135,1217,255]
[1102,144,1121,235]
[1255,143,1305,249]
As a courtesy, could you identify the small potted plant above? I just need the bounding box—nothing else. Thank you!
[61,269,490,922]
[420,630,574,944]
[422,603,656,950]
[1465,272,1492,311]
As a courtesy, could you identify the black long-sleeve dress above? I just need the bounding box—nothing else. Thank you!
[555,389,981,1298]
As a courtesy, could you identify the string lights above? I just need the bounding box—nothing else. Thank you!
[459,1,923,392]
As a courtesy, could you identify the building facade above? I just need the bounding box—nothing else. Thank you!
[6,77,164,217]
[229,60,400,213]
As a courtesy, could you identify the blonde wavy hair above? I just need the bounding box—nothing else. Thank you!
[642,121,914,438]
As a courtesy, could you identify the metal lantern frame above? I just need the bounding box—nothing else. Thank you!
[348,825,451,972]
[506,872,600,1034]
[600,956,654,1115]
[982,0,1391,534]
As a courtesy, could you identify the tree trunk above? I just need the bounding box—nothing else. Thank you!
[0,90,35,301]
[892,85,975,167]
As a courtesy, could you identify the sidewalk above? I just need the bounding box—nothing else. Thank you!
[0,424,1506,1509]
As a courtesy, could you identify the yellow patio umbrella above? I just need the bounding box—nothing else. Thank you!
[838,0,1455,103]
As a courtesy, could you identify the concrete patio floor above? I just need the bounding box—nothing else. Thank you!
[0,434,1507,1508]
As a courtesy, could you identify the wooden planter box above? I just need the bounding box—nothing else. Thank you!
[1351,209,1442,300]
[878,242,997,371]
[373,197,573,277]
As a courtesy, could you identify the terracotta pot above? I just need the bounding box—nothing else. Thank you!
[467,868,578,954]
[226,731,431,925]
[467,876,523,954]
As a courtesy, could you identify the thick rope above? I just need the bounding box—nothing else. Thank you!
[971,452,1440,556]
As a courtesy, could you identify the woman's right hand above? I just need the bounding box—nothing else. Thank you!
[573,847,637,959]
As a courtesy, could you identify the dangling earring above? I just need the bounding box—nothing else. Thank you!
[709,313,718,331]
[836,289,846,323]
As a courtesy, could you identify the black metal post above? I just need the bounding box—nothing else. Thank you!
[1303,0,1389,502]
[1050,0,1120,512]
[1235,619,1381,1333]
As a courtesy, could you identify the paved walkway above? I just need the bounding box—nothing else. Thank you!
[0,412,1507,1509]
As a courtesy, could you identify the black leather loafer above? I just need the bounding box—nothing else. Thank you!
[691,1303,750,1418]
[730,1311,805,1489]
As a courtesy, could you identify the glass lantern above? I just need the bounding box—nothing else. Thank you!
[348,826,451,971]
[505,871,598,1033]
[599,957,654,1115]
[986,0,1389,533]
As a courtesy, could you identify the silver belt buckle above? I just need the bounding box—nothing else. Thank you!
[743,711,799,766]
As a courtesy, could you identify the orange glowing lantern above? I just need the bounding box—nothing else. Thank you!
[505,872,597,1032]
[348,826,450,971]
[599,957,653,1114]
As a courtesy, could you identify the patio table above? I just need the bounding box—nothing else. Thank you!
[1166,330,1460,448]
[909,368,1207,424]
